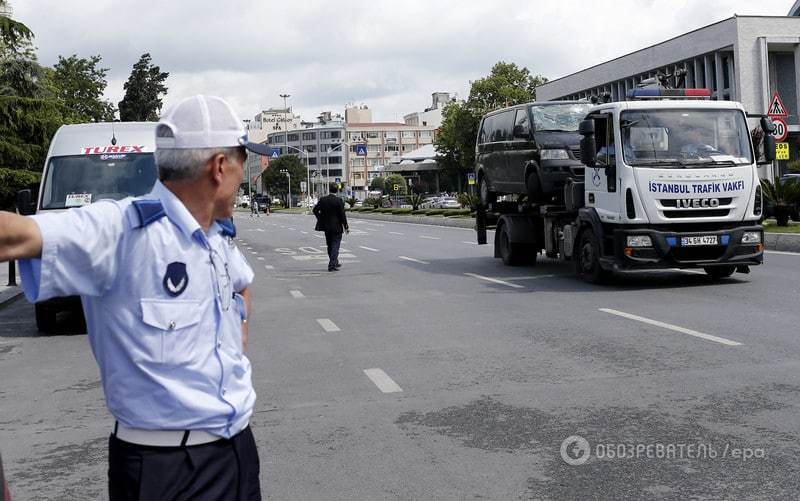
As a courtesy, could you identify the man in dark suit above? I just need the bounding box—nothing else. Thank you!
[313,183,349,271]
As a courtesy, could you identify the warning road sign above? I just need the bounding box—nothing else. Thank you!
[768,92,788,117]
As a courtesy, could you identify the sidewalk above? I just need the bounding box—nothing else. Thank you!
[0,261,23,307]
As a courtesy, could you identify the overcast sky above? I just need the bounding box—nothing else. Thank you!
[13,0,794,123]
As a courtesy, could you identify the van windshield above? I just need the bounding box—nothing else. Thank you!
[529,103,592,132]
[40,153,158,210]
[620,109,753,168]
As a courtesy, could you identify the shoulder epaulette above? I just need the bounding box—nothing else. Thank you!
[131,199,166,227]
[216,218,236,238]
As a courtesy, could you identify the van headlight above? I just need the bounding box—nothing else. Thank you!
[540,149,570,160]
[741,231,762,244]
[626,235,653,247]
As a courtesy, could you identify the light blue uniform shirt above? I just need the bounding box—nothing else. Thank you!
[20,181,256,439]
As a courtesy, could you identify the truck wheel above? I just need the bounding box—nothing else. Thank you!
[575,229,611,284]
[479,175,496,207]
[35,304,58,333]
[703,266,735,280]
[526,171,542,203]
[498,224,522,266]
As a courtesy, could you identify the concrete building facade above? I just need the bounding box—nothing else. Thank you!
[404,92,452,128]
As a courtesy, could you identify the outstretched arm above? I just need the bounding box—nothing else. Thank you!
[0,211,42,262]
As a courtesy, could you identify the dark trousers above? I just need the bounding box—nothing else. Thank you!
[325,231,343,268]
[109,426,261,501]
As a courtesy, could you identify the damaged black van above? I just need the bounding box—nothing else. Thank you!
[475,101,592,206]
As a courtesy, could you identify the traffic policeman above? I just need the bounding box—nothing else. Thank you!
[0,95,271,500]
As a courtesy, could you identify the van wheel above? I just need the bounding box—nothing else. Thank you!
[703,266,735,280]
[479,175,496,207]
[526,171,542,202]
[35,304,58,333]
[575,229,611,284]
[498,224,523,266]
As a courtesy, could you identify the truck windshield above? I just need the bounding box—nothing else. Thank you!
[621,109,753,168]
[40,153,158,210]
[529,103,592,132]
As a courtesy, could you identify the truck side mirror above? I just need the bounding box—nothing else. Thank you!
[16,189,36,215]
[763,134,776,163]
[580,135,597,167]
[578,119,595,136]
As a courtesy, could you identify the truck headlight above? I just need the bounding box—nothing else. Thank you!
[626,235,653,247]
[741,231,761,244]
[540,149,570,160]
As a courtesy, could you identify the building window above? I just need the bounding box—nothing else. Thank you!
[308,157,317,165]
[303,145,316,153]
[351,158,365,167]
[367,158,381,166]
[327,169,343,177]
[349,132,364,141]
[366,131,380,139]
[401,130,416,139]
[302,132,316,141]
[367,144,380,153]
[402,144,415,152]
[384,145,399,153]
[328,156,342,164]
[287,133,299,142]
[419,130,432,139]
[320,131,342,139]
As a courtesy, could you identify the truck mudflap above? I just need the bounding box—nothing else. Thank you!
[610,225,764,270]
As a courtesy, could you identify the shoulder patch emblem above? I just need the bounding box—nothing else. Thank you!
[163,262,189,296]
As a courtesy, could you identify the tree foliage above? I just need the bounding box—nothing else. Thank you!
[118,53,169,121]
[384,174,407,195]
[434,61,548,191]
[369,176,385,193]
[260,155,306,199]
[51,54,115,122]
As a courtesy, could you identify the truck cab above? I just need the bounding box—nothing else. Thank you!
[16,122,158,332]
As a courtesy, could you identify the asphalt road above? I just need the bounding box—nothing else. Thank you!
[2,212,800,500]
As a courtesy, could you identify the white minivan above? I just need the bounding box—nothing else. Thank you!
[16,122,158,332]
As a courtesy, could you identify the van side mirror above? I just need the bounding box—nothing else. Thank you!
[578,119,595,136]
[512,125,529,139]
[580,135,597,167]
[16,189,36,215]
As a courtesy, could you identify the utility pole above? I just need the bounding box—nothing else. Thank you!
[280,93,290,158]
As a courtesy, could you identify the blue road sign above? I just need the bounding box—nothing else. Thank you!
[335,177,341,183]
[269,148,280,159]
[355,144,368,156]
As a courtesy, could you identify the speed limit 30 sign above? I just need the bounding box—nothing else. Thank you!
[771,117,788,142]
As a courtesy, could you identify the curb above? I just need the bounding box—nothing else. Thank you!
[765,232,800,253]
[346,211,475,229]
[0,287,23,309]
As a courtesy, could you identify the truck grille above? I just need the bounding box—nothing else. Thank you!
[660,198,732,207]
[570,148,582,161]
[662,209,730,219]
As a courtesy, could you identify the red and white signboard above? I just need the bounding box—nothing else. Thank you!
[772,116,789,142]
[768,92,788,117]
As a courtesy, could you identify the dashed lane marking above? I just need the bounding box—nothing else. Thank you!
[599,308,742,346]
[316,318,340,332]
[766,250,800,256]
[464,273,524,289]
[359,246,379,252]
[419,235,440,240]
[461,241,478,245]
[290,290,305,299]
[363,368,403,393]
[257,257,265,261]
[398,256,429,265]
[389,231,404,235]
[265,265,275,270]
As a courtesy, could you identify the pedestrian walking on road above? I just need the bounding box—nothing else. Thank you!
[313,183,349,272]
[0,95,270,500]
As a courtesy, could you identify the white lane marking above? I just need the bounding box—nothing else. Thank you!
[265,265,274,270]
[250,251,258,255]
[365,228,378,232]
[290,290,304,299]
[766,250,800,256]
[301,231,308,234]
[289,228,296,231]
[419,235,440,240]
[461,241,478,245]
[398,256,429,265]
[292,253,356,261]
[366,223,385,227]
[316,318,340,332]
[389,231,404,235]
[257,228,265,232]
[464,273,524,289]
[359,246,379,252]
[257,257,265,261]
[599,308,742,346]
[503,275,556,280]
[363,368,403,393]
[313,234,324,239]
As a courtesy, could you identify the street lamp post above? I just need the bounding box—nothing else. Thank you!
[284,145,311,212]
[279,93,290,156]
[327,141,350,196]
[280,169,291,209]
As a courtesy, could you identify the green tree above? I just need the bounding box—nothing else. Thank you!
[118,53,169,121]
[434,61,547,191]
[51,54,115,122]
[369,176,385,193]
[261,155,306,201]
[384,174,407,195]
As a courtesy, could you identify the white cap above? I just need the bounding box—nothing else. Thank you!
[156,95,270,155]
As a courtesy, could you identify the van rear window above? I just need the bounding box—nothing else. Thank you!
[40,153,158,210]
